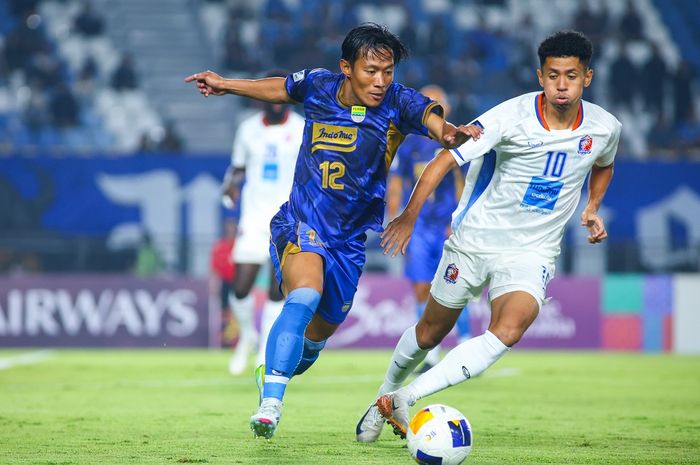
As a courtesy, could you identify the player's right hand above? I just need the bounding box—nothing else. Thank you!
[380,213,417,257]
[442,123,483,148]
[580,209,607,244]
[184,70,227,97]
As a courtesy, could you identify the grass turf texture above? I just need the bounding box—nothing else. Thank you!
[1,350,699,465]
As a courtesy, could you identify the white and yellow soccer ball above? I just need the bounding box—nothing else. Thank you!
[406,404,473,465]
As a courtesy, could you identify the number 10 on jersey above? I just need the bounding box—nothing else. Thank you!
[543,151,567,178]
[319,161,345,189]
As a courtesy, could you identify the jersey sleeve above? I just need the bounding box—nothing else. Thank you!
[448,103,506,166]
[231,122,247,168]
[284,68,326,103]
[394,85,444,137]
[595,119,622,167]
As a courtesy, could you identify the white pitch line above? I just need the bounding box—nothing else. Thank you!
[0,350,55,370]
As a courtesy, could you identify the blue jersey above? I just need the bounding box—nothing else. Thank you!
[284,68,442,247]
[394,134,463,228]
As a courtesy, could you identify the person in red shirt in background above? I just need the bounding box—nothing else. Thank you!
[210,217,238,346]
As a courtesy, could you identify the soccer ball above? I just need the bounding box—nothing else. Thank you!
[406,404,472,465]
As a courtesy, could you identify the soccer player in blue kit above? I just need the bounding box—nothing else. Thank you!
[186,23,482,439]
[387,85,471,375]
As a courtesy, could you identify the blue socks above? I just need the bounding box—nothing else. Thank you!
[293,338,327,376]
[263,288,321,401]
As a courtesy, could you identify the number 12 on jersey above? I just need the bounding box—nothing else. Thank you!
[319,161,345,190]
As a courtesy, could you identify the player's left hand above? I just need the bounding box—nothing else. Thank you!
[380,212,417,257]
[581,209,607,244]
[442,123,483,149]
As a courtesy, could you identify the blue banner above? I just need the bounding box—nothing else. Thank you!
[1,156,699,273]
[1,156,229,233]
[576,161,700,271]
[1,155,229,275]
[603,161,700,241]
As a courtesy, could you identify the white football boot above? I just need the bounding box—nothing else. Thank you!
[375,389,416,439]
[250,398,283,439]
[355,402,385,443]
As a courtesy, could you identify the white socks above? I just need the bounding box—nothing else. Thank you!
[256,300,284,366]
[424,345,441,366]
[407,330,509,401]
[378,325,429,395]
[230,293,257,344]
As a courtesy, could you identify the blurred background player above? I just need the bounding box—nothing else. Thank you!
[366,30,621,441]
[388,84,472,374]
[221,70,305,375]
[187,23,480,439]
[209,217,237,345]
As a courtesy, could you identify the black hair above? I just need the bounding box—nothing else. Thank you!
[341,23,408,66]
[537,30,593,68]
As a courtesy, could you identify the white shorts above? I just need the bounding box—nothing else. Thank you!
[232,220,271,264]
[430,242,555,310]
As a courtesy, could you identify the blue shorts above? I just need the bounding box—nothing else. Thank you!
[269,203,366,325]
[405,223,447,283]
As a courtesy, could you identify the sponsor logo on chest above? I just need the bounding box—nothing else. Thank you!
[311,123,358,153]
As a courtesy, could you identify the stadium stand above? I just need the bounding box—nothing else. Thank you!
[196,0,699,158]
[1,0,698,157]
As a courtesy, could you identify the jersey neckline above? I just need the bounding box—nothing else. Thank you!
[336,78,353,109]
[535,92,584,131]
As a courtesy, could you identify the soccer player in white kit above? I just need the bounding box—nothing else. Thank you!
[222,71,305,376]
[356,31,621,441]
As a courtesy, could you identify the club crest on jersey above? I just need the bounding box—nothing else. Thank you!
[578,135,593,155]
[351,105,366,123]
[443,263,459,284]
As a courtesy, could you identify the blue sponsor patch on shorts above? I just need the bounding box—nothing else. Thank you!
[521,176,563,211]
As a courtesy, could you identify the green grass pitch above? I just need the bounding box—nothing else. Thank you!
[1,349,699,464]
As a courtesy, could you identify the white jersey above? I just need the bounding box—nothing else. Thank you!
[232,110,305,231]
[448,92,621,260]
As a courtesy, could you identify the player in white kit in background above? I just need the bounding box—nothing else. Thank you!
[356,30,622,441]
[222,70,305,376]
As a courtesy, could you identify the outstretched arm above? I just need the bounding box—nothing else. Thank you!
[581,163,614,244]
[381,149,458,256]
[184,71,295,103]
[425,112,483,149]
